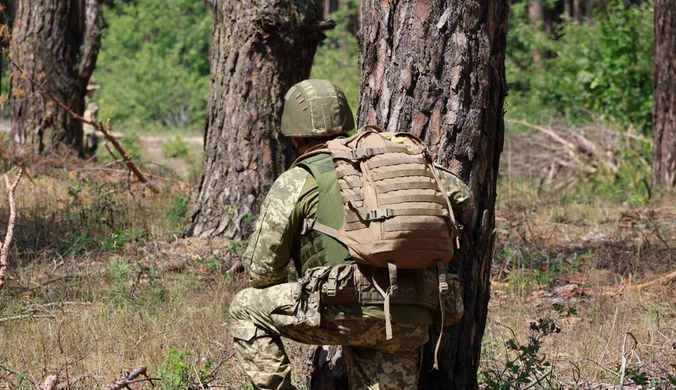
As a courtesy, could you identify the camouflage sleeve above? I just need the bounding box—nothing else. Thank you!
[434,165,472,216]
[242,167,309,288]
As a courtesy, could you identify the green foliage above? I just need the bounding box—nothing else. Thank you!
[97,0,212,128]
[106,260,133,303]
[311,0,359,115]
[167,196,190,221]
[162,136,191,159]
[564,133,652,205]
[154,350,219,389]
[102,229,135,251]
[481,316,561,389]
[506,0,654,130]
[58,232,93,256]
[229,240,248,252]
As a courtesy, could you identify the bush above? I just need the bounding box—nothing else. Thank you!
[162,136,191,159]
[506,0,654,130]
[96,0,212,129]
[311,0,359,115]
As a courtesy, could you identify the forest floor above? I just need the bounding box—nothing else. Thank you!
[0,124,675,389]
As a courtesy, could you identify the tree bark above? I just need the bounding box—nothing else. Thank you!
[9,0,100,157]
[184,0,333,240]
[652,0,676,188]
[357,0,508,389]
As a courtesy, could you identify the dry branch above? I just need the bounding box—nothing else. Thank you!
[39,375,58,390]
[5,53,160,194]
[105,366,160,390]
[632,270,676,290]
[504,119,642,188]
[0,169,22,291]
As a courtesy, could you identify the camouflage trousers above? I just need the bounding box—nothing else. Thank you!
[228,276,429,390]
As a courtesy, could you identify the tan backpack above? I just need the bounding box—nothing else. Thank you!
[301,125,461,338]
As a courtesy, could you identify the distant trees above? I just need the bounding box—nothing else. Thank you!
[184,0,333,239]
[506,0,653,128]
[9,0,101,156]
[96,0,211,128]
[356,0,508,388]
[652,0,676,188]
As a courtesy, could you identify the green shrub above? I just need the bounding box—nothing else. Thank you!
[96,0,211,128]
[506,0,654,130]
[167,196,190,221]
[162,136,191,159]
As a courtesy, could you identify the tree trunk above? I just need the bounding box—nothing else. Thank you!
[357,0,508,389]
[184,0,333,240]
[652,0,676,188]
[529,0,544,64]
[9,0,100,157]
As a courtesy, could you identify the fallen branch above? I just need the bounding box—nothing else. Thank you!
[632,270,676,291]
[0,168,22,291]
[6,53,159,194]
[39,374,58,390]
[105,366,160,390]
[0,314,55,324]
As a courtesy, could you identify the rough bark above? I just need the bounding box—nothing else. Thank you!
[184,0,332,239]
[357,0,508,389]
[652,0,676,188]
[9,0,100,156]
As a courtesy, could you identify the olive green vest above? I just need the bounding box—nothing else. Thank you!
[294,153,353,274]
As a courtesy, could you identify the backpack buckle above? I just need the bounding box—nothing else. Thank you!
[300,219,315,235]
[326,267,338,297]
[350,148,371,160]
[367,208,393,221]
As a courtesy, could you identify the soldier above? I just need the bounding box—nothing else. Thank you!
[229,79,471,390]
[82,78,100,159]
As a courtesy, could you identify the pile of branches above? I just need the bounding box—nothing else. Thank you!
[502,119,651,191]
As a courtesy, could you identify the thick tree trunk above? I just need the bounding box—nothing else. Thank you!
[184,0,332,239]
[357,1,508,389]
[9,0,100,157]
[652,0,676,188]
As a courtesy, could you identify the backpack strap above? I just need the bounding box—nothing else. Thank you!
[368,263,399,340]
[433,260,449,370]
[429,160,462,250]
[300,218,339,238]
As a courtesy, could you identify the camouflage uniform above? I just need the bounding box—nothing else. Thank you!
[229,79,471,390]
[229,167,470,390]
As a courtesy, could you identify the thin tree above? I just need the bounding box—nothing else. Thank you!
[9,0,101,157]
[357,0,508,389]
[184,0,334,239]
[652,0,676,188]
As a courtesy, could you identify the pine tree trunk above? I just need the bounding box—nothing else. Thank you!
[9,0,100,157]
[652,0,676,188]
[357,0,508,389]
[184,0,333,239]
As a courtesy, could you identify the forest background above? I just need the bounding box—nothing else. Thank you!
[0,0,674,389]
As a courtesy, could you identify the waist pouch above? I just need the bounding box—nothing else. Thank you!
[319,264,439,310]
[439,272,464,327]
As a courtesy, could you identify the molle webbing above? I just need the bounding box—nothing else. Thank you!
[320,264,438,310]
[321,127,458,264]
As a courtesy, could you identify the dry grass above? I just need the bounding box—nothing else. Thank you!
[0,126,675,389]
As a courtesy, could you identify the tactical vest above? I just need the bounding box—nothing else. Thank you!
[294,153,353,274]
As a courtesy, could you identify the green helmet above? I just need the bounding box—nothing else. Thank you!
[281,79,355,137]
